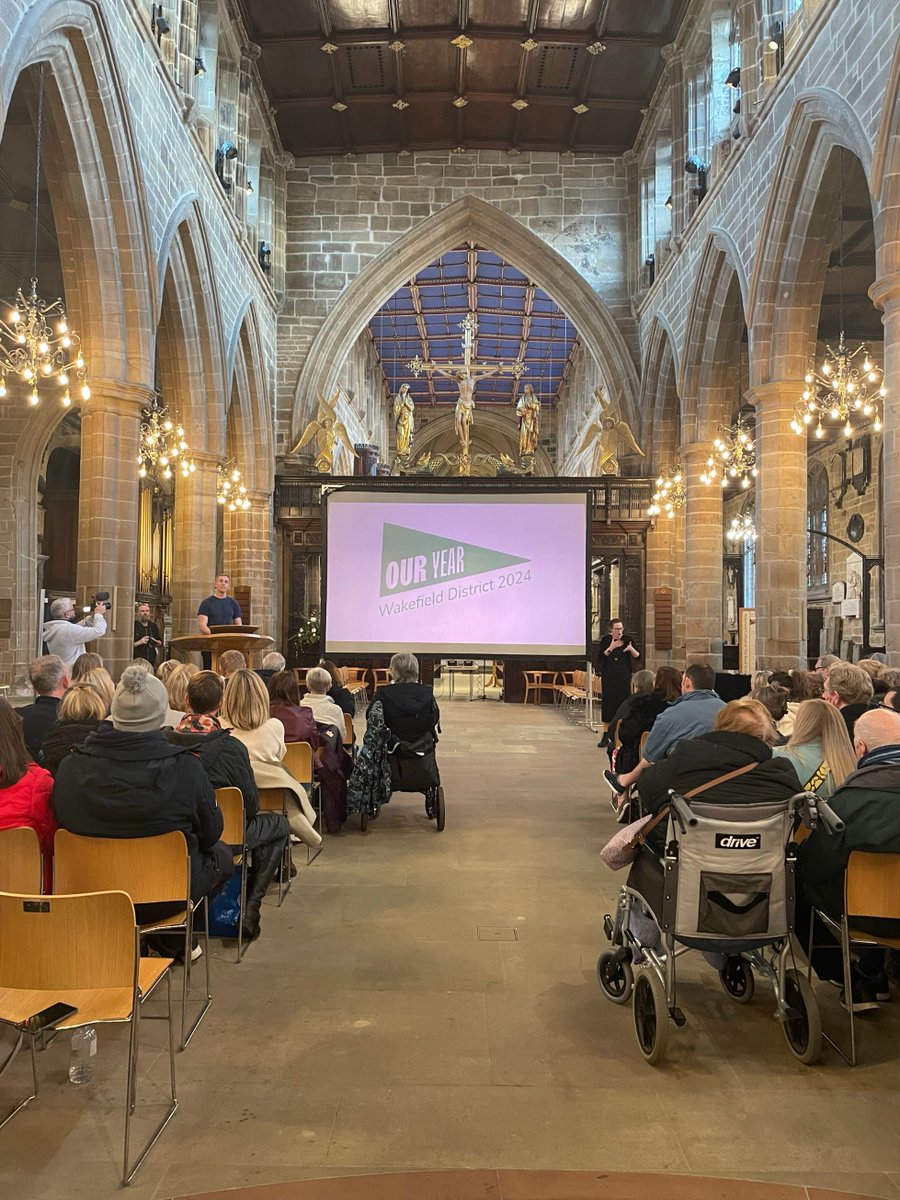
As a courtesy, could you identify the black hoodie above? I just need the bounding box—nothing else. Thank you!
[166,726,260,820]
[370,682,440,745]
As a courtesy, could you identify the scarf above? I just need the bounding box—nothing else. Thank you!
[857,744,900,770]
[176,713,221,734]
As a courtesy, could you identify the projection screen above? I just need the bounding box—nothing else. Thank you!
[324,489,589,657]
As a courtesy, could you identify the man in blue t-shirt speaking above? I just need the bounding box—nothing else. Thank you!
[197,574,243,636]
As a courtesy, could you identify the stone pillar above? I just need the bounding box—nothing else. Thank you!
[224,488,275,642]
[76,381,148,674]
[644,506,686,669]
[662,46,687,237]
[870,275,900,666]
[681,441,723,667]
[171,452,218,636]
[749,382,808,670]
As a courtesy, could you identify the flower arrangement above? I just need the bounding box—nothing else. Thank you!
[289,609,321,653]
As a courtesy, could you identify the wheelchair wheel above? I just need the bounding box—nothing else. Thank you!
[596,951,633,1005]
[435,786,445,832]
[719,956,755,1004]
[782,968,822,1065]
[633,969,669,1065]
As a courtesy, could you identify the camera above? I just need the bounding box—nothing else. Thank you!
[82,590,111,613]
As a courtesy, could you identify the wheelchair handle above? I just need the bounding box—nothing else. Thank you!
[814,797,845,834]
[667,790,698,829]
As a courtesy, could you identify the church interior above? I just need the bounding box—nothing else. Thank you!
[2,0,900,1197]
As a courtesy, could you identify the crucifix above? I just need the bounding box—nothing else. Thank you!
[408,313,526,460]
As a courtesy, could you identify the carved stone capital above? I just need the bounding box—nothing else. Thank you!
[869,273,900,313]
[242,41,262,62]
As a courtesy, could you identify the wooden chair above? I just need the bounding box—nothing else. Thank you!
[522,670,559,706]
[291,667,308,689]
[283,740,323,865]
[0,889,176,1184]
[808,851,900,1065]
[215,788,249,963]
[343,712,356,760]
[258,788,292,904]
[370,667,392,691]
[0,826,43,894]
[53,830,210,1050]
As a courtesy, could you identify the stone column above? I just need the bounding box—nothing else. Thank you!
[644,506,686,669]
[662,45,687,238]
[224,488,275,642]
[749,381,807,670]
[77,380,148,674]
[681,441,723,667]
[171,452,219,636]
[870,275,900,666]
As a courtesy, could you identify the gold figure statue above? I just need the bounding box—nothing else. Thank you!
[454,370,477,453]
[393,384,415,458]
[576,386,645,476]
[516,383,541,460]
[293,389,358,474]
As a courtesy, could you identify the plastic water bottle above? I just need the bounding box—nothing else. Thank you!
[68,1027,97,1084]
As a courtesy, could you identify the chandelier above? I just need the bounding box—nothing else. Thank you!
[137,394,196,481]
[726,510,756,543]
[790,334,884,439]
[216,462,251,511]
[647,464,685,518]
[0,65,90,409]
[700,412,757,489]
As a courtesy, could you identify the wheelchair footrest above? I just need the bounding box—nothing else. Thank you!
[670,1007,687,1027]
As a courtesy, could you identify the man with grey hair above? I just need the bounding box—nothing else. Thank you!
[300,665,346,730]
[255,651,286,688]
[42,596,107,668]
[17,655,70,760]
[797,707,900,1011]
[823,661,874,739]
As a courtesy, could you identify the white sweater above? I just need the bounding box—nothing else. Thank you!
[228,718,314,822]
[300,692,346,732]
[41,613,107,668]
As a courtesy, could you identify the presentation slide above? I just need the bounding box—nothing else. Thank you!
[324,490,588,657]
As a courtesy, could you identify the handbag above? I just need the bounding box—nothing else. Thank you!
[599,760,760,871]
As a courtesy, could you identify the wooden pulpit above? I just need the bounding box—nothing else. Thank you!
[168,632,274,672]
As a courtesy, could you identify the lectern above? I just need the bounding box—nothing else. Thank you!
[168,632,274,673]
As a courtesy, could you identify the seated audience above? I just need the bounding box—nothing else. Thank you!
[221,669,321,848]
[814,653,841,676]
[857,658,890,697]
[41,683,107,778]
[301,666,347,732]
[79,666,115,714]
[604,663,725,795]
[17,656,69,762]
[256,651,286,688]
[796,708,900,1010]
[219,649,247,680]
[70,652,104,682]
[126,658,154,675]
[167,671,289,940]
[268,671,319,744]
[52,666,233,922]
[753,683,791,742]
[164,661,200,728]
[156,659,179,685]
[823,662,874,738]
[0,698,56,888]
[773,698,856,797]
[320,659,356,719]
[607,666,682,777]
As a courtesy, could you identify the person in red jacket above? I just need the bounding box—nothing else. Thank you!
[0,698,56,888]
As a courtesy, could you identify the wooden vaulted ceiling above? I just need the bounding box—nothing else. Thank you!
[237,0,690,158]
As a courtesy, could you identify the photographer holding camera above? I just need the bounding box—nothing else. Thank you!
[42,595,107,669]
[133,602,163,667]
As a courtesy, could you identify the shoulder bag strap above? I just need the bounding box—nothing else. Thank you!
[683,759,759,798]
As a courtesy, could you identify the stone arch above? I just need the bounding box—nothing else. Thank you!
[226,303,275,494]
[747,88,875,386]
[289,195,640,450]
[411,409,555,477]
[872,35,900,276]
[640,318,681,472]
[679,232,748,440]
[1,1,156,382]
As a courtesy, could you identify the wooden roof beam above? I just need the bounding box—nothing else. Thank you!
[255,27,668,49]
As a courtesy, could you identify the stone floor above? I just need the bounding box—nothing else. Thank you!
[1,697,899,1199]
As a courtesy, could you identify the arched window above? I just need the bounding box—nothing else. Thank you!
[807,464,828,588]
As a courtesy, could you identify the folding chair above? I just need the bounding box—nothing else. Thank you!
[809,850,900,1065]
[0,889,177,1184]
[214,788,249,963]
[258,788,292,904]
[0,826,43,894]
[53,830,211,1050]
[284,740,323,864]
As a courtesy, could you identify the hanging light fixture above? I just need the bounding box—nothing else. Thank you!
[790,149,885,440]
[727,509,756,543]
[0,65,90,409]
[216,461,251,511]
[647,464,685,518]
[700,411,757,489]
[137,393,196,481]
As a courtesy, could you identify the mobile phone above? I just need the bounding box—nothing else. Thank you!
[16,1001,78,1034]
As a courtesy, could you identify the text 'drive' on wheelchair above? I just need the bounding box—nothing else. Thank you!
[361,731,445,833]
[597,789,843,1066]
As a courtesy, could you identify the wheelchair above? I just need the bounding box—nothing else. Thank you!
[360,732,445,833]
[597,789,842,1066]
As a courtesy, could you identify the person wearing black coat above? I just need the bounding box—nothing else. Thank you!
[320,660,357,719]
[41,718,102,777]
[369,653,441,811]
[607,666,682,775]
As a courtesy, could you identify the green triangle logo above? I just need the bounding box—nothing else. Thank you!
[380,523,530,596]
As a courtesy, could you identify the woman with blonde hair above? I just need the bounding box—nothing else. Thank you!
[79,667,115,714]
[70,652,104,682]
[773,698,856,796]
[41,683,107,777]
[221,668,321,848]
[156,659,179,685]
[164,662,200,727]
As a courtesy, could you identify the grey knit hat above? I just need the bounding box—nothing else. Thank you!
[110,666,168,732]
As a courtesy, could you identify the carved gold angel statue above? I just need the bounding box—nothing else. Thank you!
[393,383,415,458]
[516,383,541,459]
[294,389,358,474]
[576,385,645,476]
